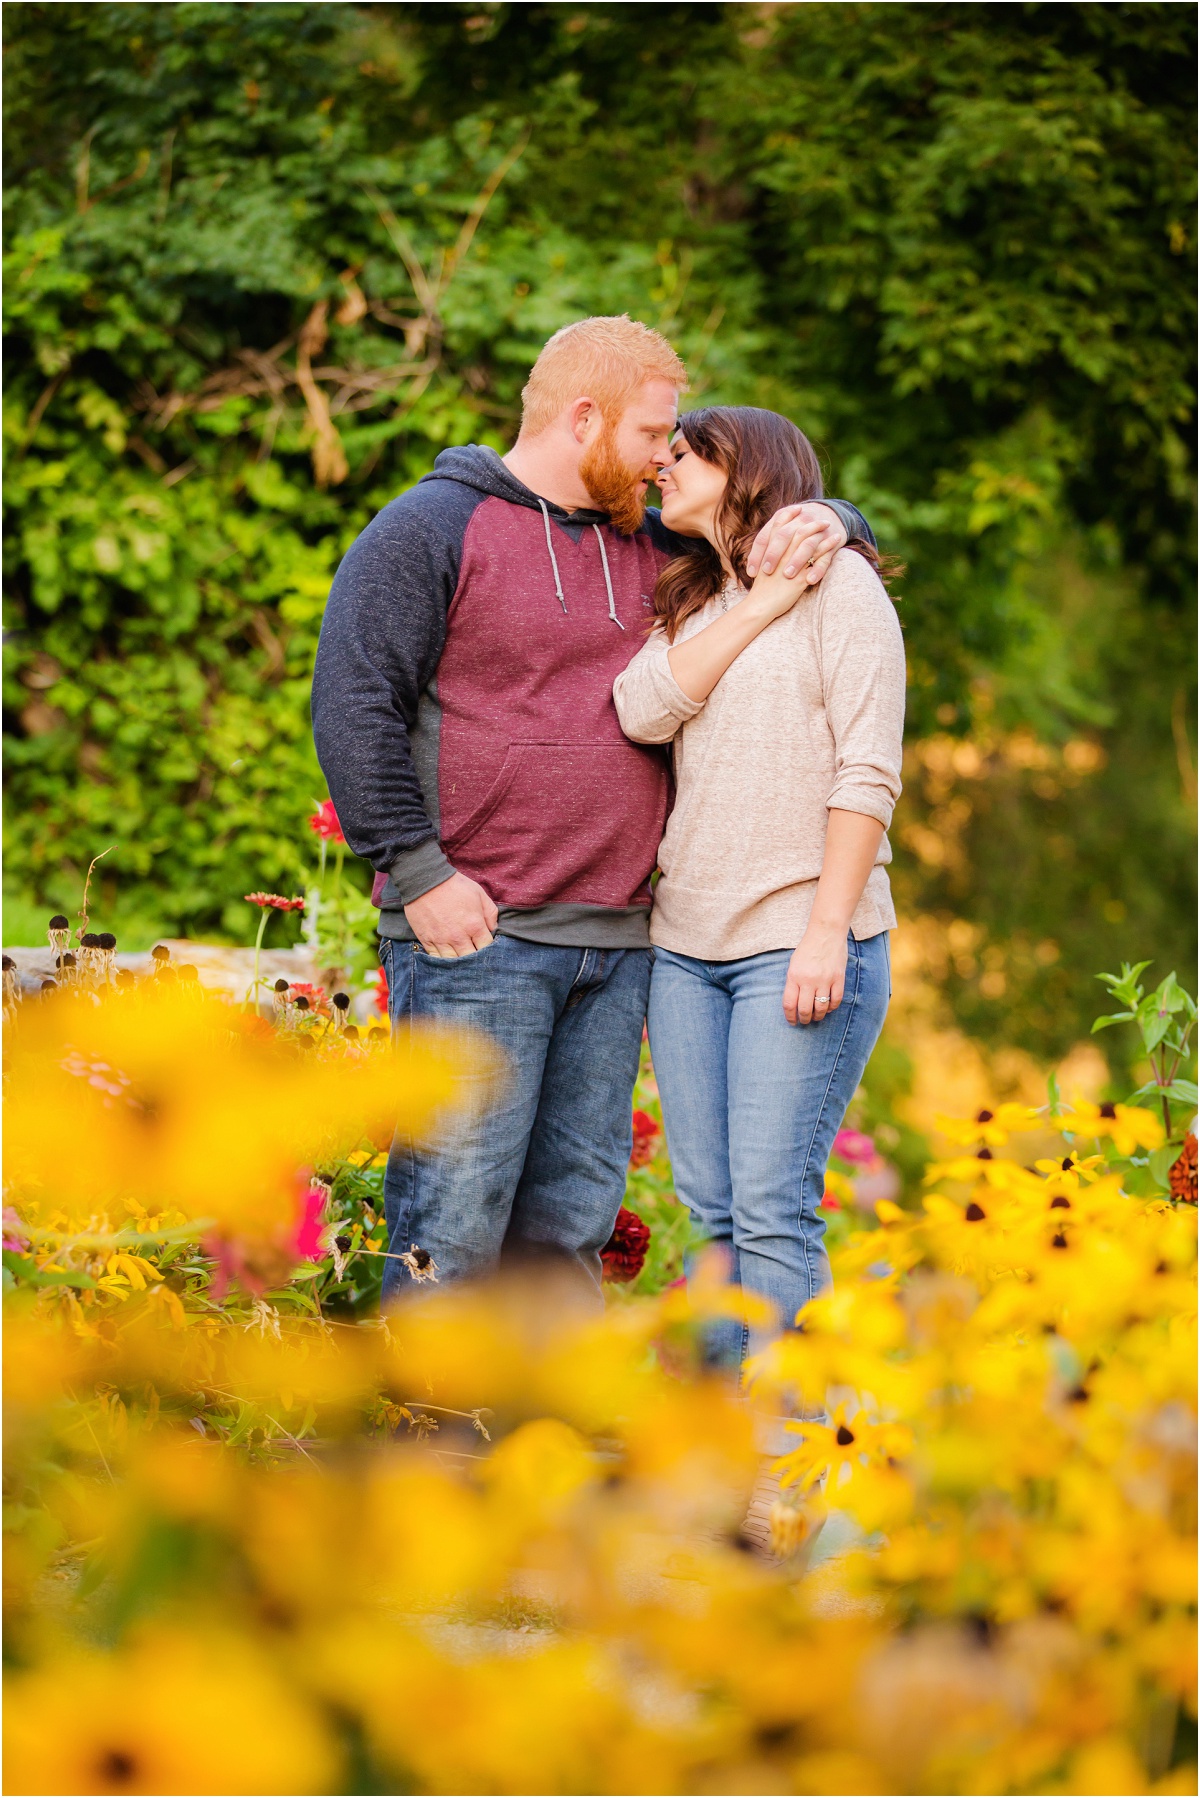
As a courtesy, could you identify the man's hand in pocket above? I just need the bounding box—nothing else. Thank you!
[403,872,499,957]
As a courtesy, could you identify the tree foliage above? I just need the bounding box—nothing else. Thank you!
[3,1,1195,1051]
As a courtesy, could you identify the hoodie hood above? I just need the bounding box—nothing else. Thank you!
[419,444,613,526]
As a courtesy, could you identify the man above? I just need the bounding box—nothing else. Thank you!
[312,315,873,1304]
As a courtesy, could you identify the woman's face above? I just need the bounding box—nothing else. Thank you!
[655,433,729,542]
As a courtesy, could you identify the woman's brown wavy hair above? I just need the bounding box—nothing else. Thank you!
[653,406,899,641]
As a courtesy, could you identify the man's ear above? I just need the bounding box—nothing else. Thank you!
[567,397,598,444]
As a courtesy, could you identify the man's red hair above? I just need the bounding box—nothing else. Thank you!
[520,315,688,435]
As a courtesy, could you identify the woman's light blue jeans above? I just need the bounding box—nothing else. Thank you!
[647,932,891,1366]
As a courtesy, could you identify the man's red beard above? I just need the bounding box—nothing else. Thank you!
[580,424,651,535]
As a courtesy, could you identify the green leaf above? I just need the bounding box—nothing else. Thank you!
[1,1251,96,1288]
[1091,1011,1135,1033]
[1127,1078,1198,1109]
[1154,972,1187,1014]
[1147,1143,1183,1188]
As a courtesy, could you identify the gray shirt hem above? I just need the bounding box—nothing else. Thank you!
[378,901,651,950]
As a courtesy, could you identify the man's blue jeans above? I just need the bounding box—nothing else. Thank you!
[647,932,891,1363]
[379,935,649,1305]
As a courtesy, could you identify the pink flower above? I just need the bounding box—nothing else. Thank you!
[293,1184,327,1261]
[832,1127,875,1166]
[286,982,332,1018]
[3,1207,29,1252]
[374,961,389,1016]
[245,893,306,912]
[308,800,345,843]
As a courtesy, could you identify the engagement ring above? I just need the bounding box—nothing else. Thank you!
[815,995,830,1006]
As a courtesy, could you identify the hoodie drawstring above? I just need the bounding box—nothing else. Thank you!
[536,498,625,630]
[592,524,625,631]
[537,498,568,615]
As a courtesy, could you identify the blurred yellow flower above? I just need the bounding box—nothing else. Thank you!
[3,1631,339,1795]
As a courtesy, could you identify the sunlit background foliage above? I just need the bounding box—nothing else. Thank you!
[4,1,1196,1069]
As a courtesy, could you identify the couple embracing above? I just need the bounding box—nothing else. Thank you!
[313,315,904,1373]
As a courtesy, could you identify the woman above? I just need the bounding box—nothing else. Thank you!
[613,406,905,1373]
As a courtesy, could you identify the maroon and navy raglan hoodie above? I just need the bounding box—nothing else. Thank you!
[311,445,873,949]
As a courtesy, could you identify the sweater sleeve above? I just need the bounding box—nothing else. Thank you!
[819,552,906,827]
[642,496,875,556]
[613,628,707,744]
[311,487,470,896]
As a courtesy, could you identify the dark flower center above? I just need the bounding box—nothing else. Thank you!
[1051,1231,1068,1249]
[835,1424,855,1446]
[975,1109,994,1123]
[1099,1102,1117,1119]
[1049,1195,1071,1210]
[97,1747,137,1785]
[965,1201,986,1221]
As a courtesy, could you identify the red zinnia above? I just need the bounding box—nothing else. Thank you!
[1169,1133,1197,1204]
[309,799,345,843]
[374,962,389,1015]
[287,982,332,1018]
[601,1206,651,1283]
[245,893,306,912]
[630,1108,661,1167]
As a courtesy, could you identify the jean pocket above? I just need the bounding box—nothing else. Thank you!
[413,937,498,963]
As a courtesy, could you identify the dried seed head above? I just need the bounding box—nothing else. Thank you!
[335,1234,352,1253]
[80,933,100,949]
[40,978,56,992]
[274,979,290,994]
[151,944,171,961]
[333,992,350,1011]
[116,969,136,988]
[343,1024,359,1040]
[399,1244,439,1282]
[49,915,69,930]
[294,996,310,1011]
[177,964,199,982]
[1,956,11,971]
[97,933,116,951]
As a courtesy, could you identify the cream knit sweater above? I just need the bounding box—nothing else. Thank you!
[613,548,906,961]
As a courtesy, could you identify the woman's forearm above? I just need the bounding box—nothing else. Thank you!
[808,809,885,935]
[665,595,778,702]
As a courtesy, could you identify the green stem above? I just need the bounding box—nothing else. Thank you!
[251,906,271,1007]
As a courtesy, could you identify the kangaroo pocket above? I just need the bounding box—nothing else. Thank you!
[443,741,668,908]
